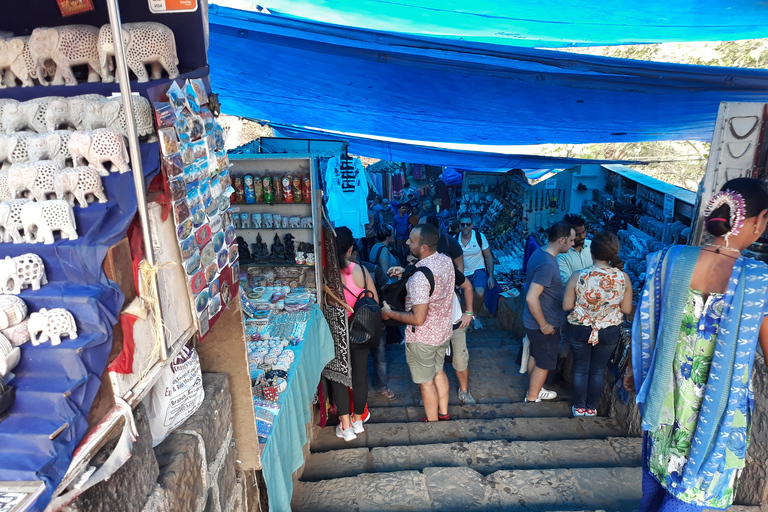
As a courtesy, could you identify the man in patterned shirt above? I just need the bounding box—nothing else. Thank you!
[382,223,455,422]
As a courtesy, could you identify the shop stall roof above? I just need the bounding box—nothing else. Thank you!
[269,125,641,169]
[242,0,768,47]
[209,5,768,146]
[602,164,697,205]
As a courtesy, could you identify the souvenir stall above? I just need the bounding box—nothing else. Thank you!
[0,1,211,510]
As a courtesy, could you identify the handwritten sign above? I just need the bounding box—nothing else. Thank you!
[149,0,198,13]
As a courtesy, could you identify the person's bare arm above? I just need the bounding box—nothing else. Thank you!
[381,302,428,326]
[526,283,553,334]
[456,277,474,329]
[620,273,633,315]
[759,316,768,366]
[482,246,495,288]
[562,273,578,311]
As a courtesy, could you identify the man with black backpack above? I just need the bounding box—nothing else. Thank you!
[381,223,456,422]
[457,214,495,330]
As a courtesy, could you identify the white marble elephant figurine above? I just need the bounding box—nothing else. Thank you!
[29,25,101,86]
[69,129,130,175]
[0,199,31,243]
[28,308,77,346]
[8,160,64,202]
[0,99,40,133]
[20,199,78,244]
[0,170,10,200]
[54,166,106,208]
[98,22,179,83]
[43,98,82,131]
[0,253,47,294]
[6,36,56,87]
[100,95,156,141]
[0,135,19,170]
[27,131,72,167]
[0,38,24,88]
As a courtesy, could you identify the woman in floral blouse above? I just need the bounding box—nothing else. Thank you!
[563,231,633,417]
[625,178,768,511]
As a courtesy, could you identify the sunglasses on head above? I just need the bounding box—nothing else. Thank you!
[460,222,472,227]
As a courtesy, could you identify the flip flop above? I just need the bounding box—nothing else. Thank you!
[378,387,396,400]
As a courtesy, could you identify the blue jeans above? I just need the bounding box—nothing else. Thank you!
[370,328,388,391]
[566,323,619,409]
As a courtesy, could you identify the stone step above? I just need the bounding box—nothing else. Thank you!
[292,466,643,512]
[311,417,628,453]
[365,401,574,423]
[301,436,642,481]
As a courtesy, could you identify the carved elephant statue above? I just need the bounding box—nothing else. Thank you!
[0,38,24,88]
[98,22,179,83]
[0,334,20,378]
[8,160,64,201]
[0,170,9,200]
[28,308,77,346]
[0,253,47,294]
[77,98,121,131]
[29,25,101,86]
[20,199,78,244]
[69,129,130,175]
[101,95,156,141]
[0,135,18,169]
[44,98,82,131]
[27,131,72,166]
[0,99,40,133]
[0,199,31,243]
[6,36,56,87]
[54,166,106,208]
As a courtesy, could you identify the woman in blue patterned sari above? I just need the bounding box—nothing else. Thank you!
[625,178,768,511]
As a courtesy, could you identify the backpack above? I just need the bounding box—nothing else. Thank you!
[342,267,381,346]
[360,260,388,299]
[369,243,385,266]
[380,264,434,327]
[456,229,487,270]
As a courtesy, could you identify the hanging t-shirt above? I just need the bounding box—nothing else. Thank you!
[325,156,369,238]
[457,230,489,276]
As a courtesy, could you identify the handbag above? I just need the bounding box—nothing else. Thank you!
[451,291,462,324]
[343,268,382,346]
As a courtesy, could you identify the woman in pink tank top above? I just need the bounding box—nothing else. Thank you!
[332,227,379,442]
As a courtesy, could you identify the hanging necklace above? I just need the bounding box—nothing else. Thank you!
[704,244,742,256]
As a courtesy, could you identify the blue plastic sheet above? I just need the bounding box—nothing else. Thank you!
[0,144,160,510]
[245,0,768,47]
[209,5,768,145]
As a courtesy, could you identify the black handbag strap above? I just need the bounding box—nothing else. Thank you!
[341,264,373,304]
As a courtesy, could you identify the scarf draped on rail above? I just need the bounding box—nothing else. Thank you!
[632,245,768,499]
[320,220,353,388]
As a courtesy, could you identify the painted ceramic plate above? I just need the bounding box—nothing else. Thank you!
[192,209,206,228]
[195,290,209,313]
[220,281,231,304]
[200,243,216,268]
[195,224,212,246]
[217,249,228,269]
[177,218,193,240]
[205,200,219,217]
[217,195,230,211]
[190,271,207,294]
[183,253,201,275]
[180,236,198,260]
[209,214,223,233]
[228,244,238,264]
[212,231,225,253]
[208,294,222,317]
[205,263,218,283]
[224,225,236,245]
[209,278,220,297]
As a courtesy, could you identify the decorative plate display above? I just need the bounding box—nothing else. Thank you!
[217,249,228,269]
[228,244,238,264]
[177,218,193,240]
[224,224,236,245]
[209,214,223,233]
[173,200,191,224]
[209,278,220,297]
[205,200,219,217]
[220,281,232,305]
[208,294,222,317]
[212,231,225,253]
[195,290,210,313]
[192,209,207,228]
[200,242,216,268]
[195,224,212,246]
[205,263,218,283]
[183,253,201,275]
[217,195,230,212]
[190,271,207,294]
[180,236,199,261]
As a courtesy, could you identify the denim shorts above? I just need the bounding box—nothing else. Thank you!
[467,269,488,290]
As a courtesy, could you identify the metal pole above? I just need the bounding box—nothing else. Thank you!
[104,0,168,360]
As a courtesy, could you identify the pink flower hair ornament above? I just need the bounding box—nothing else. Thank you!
[704,189,746,245]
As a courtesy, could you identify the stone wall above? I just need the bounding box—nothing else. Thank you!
[66,373,255,512]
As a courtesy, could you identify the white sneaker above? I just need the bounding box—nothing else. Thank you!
[351,420,364,434]
[335,424,357,441]
[524,388,558,403]
[458,388,476,405]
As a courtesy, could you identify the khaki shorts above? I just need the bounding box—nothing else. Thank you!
[450,327,469,372]
[405,339,449,384]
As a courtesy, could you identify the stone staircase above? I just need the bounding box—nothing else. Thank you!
[292,320,644,511]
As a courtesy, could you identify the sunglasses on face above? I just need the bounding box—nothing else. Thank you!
[460,222,472,227]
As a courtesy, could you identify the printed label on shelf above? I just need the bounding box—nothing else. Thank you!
[149,0,198,13]
[663,194,675,217]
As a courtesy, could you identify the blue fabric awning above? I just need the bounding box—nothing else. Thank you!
[271,124,639,170]
[209,5,768,146]
[246,0,768,47]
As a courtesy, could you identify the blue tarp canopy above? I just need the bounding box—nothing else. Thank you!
[245,0,768,46]
[272,124,639,171]
[208,5,768,147]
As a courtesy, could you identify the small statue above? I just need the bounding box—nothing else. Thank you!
[251,233,269,263]
[283,233,296,263]
[269,233,285,262]
[237,236,252,264]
